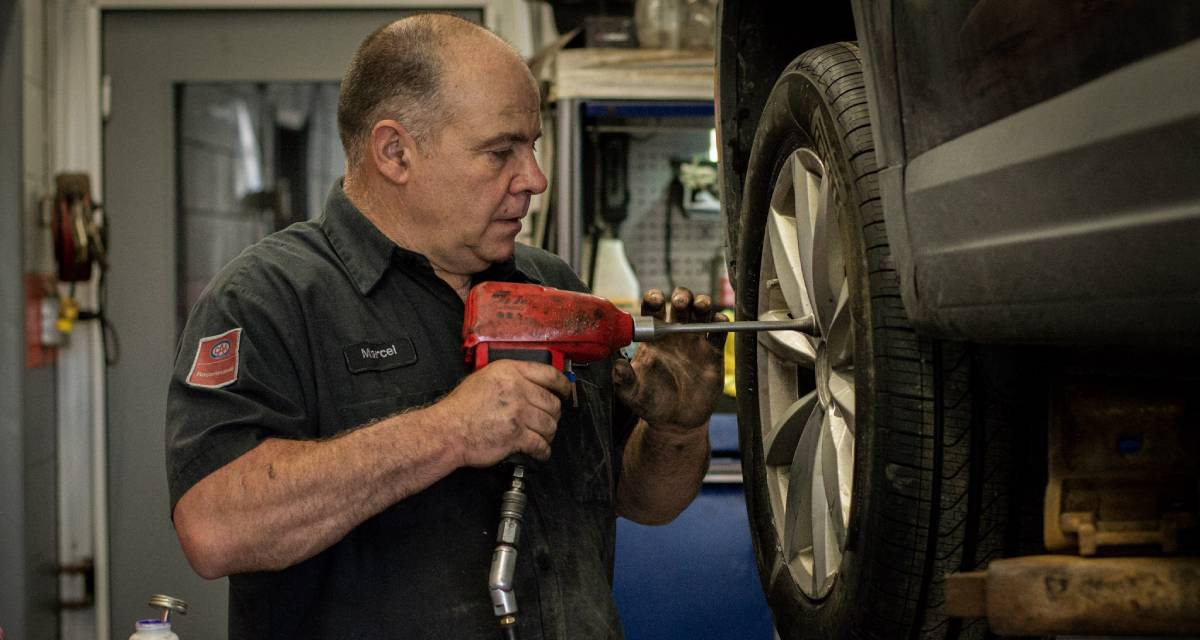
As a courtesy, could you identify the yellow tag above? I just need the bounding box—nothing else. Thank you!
[57,297,80,335]
[723,310,737,397]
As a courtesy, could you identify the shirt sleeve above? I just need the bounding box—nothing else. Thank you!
[165,276,314,513]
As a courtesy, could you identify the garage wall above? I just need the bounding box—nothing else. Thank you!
[0,0,62,638]
[1,4,561,638]
[0,0,28,632]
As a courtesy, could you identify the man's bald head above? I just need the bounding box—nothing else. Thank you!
[337,14,521,167]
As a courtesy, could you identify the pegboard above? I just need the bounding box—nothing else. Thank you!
[617,129,726,298]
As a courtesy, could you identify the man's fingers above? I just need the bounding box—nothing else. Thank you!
[669,287,694,323]
[521,402,560,441]
[509,360,572,397]
[707,312,730,349]
[521,384,564,421]
[694,293,714,322]
[519,430,553,461]
[641,289,666,320]
[644,288,717,323]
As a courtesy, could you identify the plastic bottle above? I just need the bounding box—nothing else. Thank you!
[130,620,179,640]
[634,0,682,49]
[710,253,735,309]
[680,0,717,50]
[592,236,642,358]
[591,237,642,317]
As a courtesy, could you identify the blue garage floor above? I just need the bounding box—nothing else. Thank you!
[613,414,775,640]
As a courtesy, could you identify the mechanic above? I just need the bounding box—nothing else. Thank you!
[166,13,724,639]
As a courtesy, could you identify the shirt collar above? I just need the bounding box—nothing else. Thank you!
[319,181,399,295]
[319,180,541,295]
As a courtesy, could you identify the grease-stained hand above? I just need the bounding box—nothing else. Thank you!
[434,359,572,467]
[612,287,727,430]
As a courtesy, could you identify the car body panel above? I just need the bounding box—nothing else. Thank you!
[722,0,1200,347]
[900,39,1200,344]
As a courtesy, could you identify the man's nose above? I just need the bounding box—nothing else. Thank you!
[512,149,548,196]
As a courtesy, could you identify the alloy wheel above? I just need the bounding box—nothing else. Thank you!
[754,147,855,599]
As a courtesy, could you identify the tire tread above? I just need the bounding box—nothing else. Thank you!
[796,42,990,640]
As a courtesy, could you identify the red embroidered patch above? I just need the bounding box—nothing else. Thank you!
[186,328,242,389]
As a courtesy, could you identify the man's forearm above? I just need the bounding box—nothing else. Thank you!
[615,419,710,525]
[173,406,459,579]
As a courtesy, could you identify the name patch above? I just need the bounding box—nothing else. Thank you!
[344,337,417,373]
[187,327,242,389]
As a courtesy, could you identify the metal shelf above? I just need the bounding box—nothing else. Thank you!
[551,49,716,275]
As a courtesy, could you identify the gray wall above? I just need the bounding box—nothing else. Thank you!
[0,0,60,637]
[0,0,27,631]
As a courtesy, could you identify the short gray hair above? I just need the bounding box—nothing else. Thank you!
[337,14,484,166]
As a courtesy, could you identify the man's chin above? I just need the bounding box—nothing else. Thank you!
[484,226,522,257]
[476,240,517,268]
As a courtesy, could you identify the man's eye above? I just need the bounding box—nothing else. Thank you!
[489,148,513,160]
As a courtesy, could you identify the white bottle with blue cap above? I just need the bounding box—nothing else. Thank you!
[130,595,186,640]
[130,619,178,640]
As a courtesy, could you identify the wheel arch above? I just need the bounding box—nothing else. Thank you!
[717,1,858,284]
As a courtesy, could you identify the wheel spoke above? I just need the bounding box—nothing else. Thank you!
[791,152,817,253]
[758,308,817,365]
[801,151,841,336]
[828,411,854,532]
[810,411,839,590]
[790,153,819,321]
[826,281,853,368]
[815,501,841,592]
[766,205,809,321]
[783,402,824,563]
[764,391,818,466]
[822,412,850,544]
[829,369,855,434]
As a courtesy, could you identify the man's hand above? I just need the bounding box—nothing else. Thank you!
[613,287,726,431]
[432,359,572,467]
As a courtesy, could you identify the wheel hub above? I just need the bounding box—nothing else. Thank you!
[815,342,831,409]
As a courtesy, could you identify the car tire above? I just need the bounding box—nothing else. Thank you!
[732,42,1016,639]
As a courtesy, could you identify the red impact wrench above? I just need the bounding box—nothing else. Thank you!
[462,281,811,638]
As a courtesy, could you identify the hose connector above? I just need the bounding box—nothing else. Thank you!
[489,466,527,619]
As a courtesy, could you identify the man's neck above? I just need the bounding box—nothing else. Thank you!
[436,271,474,301]
[343,172,476,301]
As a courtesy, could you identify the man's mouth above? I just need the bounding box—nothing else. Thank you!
[494,208,528,225]
[493,200,530,229]
[492,217,524,235]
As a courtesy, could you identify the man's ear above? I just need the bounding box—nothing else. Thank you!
[369,119,419,185]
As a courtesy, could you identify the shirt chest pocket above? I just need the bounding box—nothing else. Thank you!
[328,336,462,434]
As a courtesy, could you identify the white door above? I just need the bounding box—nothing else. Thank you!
[102,9,480,638]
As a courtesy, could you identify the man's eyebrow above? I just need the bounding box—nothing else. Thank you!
[474,130,543,149]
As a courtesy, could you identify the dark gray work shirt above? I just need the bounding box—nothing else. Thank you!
[166,184,633,639]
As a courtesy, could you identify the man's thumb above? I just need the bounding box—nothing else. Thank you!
[611,359,641,410]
